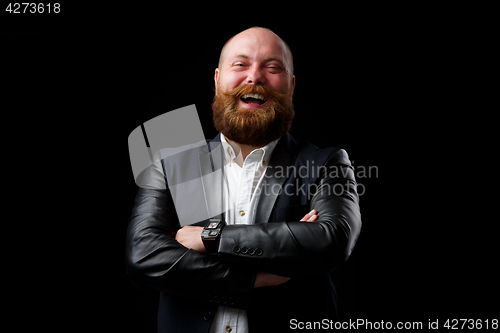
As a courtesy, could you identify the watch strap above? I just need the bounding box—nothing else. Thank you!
[201,219,226,254]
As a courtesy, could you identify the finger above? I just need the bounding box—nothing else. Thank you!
[307,214,318,222]
[300,209,317,221]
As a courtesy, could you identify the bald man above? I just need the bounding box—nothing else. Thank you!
[127,27,361,333]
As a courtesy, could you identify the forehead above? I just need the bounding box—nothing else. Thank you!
[222,31,289,66]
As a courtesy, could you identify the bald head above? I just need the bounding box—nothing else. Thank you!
[218,27,294,76]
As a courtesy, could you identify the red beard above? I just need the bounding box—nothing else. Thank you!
[212,84,294,147]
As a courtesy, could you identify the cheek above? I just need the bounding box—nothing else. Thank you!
[219,72,246,92]
[267,76,292,94]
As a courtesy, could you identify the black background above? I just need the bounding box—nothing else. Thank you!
[3,4,497,332]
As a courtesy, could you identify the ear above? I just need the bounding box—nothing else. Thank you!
[214,68,220,96]
[290,75,296,95]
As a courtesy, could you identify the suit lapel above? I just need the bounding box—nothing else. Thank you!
[255,133,297,224]
[198,134,226,220]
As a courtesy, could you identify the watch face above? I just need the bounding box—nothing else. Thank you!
[207,222,219,229]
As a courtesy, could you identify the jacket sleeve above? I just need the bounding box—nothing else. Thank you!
[126,186,256,309]
[217,149,361,278]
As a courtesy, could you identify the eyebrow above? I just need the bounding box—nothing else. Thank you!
[232,54,285,65]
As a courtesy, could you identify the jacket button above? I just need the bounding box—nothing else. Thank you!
[255,248,263,256]
[239,210,245,216]
[204,311,212,320]
[233,246,241,253]
[241,247,248,254]
[248,247,255,255]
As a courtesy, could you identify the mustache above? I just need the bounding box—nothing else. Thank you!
[220,83,290,101]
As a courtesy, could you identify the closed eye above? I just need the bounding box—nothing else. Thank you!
[266,65,283,73]
[232,62,249,70]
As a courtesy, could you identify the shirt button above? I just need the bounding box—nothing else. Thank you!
[239,210,245,216]
[226,327,232,332]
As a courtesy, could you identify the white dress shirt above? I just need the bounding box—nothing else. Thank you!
[209,134,279,333]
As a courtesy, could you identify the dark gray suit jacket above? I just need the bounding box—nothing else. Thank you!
[126,132,361,332]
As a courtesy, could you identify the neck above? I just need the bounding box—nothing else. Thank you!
[223,135,266,167]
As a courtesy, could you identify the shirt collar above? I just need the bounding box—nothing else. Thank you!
[220,133,280,166]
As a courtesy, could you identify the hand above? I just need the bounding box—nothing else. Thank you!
[175,226,207,253]
[300,209,318,222]
[254,271,291,288]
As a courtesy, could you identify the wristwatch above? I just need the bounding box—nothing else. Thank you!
[201,219,226,254]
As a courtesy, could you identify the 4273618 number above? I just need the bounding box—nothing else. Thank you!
[6,3,60,13]
[443,318,498,330]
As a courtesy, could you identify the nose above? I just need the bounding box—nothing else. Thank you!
[246,66,266,85]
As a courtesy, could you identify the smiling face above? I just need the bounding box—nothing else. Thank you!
[215,27,295,102]
[212,27,296,146]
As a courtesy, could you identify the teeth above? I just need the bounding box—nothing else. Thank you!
[242,93,265,100]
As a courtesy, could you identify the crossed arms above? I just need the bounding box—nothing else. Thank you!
[125,149,361,309]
